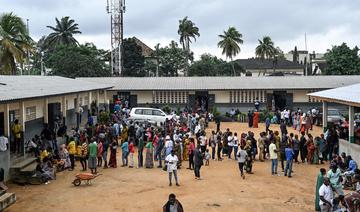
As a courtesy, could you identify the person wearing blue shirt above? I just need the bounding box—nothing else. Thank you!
[345,155,358,175]
[121,140,129,167]
[284,144,294,178]
[265,117,271,134]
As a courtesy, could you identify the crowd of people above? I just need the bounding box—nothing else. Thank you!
[15,99,360,211]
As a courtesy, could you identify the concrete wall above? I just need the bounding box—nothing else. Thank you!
[339,139,360,164]
[131,91,153,104]
[0,150,10,181]
[210,91,230,103]
[293,90,309,103]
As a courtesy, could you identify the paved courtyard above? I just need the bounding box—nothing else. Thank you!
[7,122,326,212]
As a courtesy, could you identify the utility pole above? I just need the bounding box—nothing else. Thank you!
[26,19,30,75]
[107,0,125,76]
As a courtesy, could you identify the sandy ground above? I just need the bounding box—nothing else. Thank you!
[6,122,326,212]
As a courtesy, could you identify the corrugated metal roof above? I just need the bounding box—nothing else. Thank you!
[78,76,360,91]
[0,76,112,102]
[309,83,360,106]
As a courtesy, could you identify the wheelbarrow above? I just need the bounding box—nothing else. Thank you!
[72,173,102,186]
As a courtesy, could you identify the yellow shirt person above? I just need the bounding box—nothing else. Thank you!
[68,140,76,155]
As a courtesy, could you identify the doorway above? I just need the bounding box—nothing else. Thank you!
[48,103,61,132]
[195,91,209,113]
[0,112,4,135]
[273,91,287,110]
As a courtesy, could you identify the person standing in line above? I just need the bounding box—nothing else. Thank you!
[109,138,118,168]
[269,139,278,175]
[227,132,234,159]
[102,138,109,169]
[12,119,22,154]
[265,116,271,135]
[79,139,88,171]
[145,141,154,168]
[258,132,265,162]
[187,138,195,170]
[233,133,239,160]
[284,144,294,178]
[88,139,98,174]
[121,140,129,167]
[193,145,203,180]
[217,132,223,161]
[97,140,103,167]
[293,134,300,163]
[279,135,288,172]
[237,145,248,179]
[209,131,216,160]
[156,133,165,168]
[165,150,180,186]
[138,135,144,168]
[318,177,333,212]
[128,141,135,168]
[299,131,307,163]
[67,137,76,171]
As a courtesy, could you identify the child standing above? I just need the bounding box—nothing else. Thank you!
[205,149,210,166]
[129,141,135,168]
[97,140,103,167]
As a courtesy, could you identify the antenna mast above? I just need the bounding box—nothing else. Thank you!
[107,0,125,76]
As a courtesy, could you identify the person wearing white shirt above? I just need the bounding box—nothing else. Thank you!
[0,132,9,152]
[233,133,239,160]
[269,140,278,175]
[165,150,179,186]
[319,178,333,212]
[227,132,234,159]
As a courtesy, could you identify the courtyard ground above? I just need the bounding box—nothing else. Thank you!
[6,122,326,212]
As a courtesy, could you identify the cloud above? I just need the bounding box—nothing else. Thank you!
[2,0,360,59]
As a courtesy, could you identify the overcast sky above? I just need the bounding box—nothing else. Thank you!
[2,0,360,59]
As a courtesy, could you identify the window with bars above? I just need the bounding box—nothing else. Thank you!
[153,91,189,104]
[229,90,266,103]
[26,106,36,121]
[308,90,321,103]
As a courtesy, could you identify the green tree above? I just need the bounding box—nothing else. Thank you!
[178,16,200,76]
[122,37,145,77]
[255,36,276,59]
[323,43,360,75]
[189,53,244,76]
[151,41,191,76]
[44,16,81,50]
[45,43,111,78]
[217,27,243,75]
[0,12,33,75]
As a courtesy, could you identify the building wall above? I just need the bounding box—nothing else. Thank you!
[210,91,229,103]
[131,91,153,104]
[339,139,360,164]
[0,150,10,181]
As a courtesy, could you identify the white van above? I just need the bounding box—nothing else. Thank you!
[128,107,174,125]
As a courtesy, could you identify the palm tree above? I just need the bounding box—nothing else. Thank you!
[178,16,200,76]
[255,36,276,59]
[44,16,81,50]
[0,13,33,75]
[217,26,243,75]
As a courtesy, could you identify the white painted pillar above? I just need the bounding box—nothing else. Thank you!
[76,93,80,113]
[19,101,26,129]
[322,101,328,132]
[61,96,67,118]
[96,90,100,109]
[44,98,49,124]
[4,103,9,137]
[349,105,354,143]
[88,91,92,106]
[104,89,108,111]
